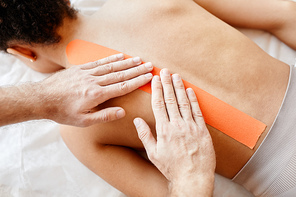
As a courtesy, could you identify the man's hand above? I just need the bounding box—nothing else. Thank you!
[33,54,153,126]
[133,69,216,196]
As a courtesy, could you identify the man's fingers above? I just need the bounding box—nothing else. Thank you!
[96,62,153,86]
[82,107,126,126]
[133,118,157,159]
[151,75,169,122]
[172,74,193,121]
[102,73,153,101]
[80,53,125,70]
[160,69,181,121]
[91,57,144,76]
[186,88,206,127]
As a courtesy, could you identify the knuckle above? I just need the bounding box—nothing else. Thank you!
[138,129,149,141]
[81,88,90,97]
[128,58,135,65]
[110,54,117,62]
[122,59,130,67]
[115,72,126,81]
[98,88,108,100]
[86,76,96,83]
[174,81,184,89]
[104,63,114,73]
[178,102,190,110]
[100,111,111,122]
[85,89,95,98]
[135,65,143,73]
[97,75,107,84]
[193,110,204,118]
[113,60,126,71]
[92,89,103,98]
[153,99,165,109]
[94,60,102,67]
[162,77,172,85]
[118,81,129,91]
[105,56,112,63]
[164,97,176,104]
[129,67,141,77]
[154,83,163,90]
[83,88,99,98]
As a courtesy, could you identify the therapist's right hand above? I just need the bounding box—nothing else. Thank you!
[38,53,153,127]
[134,69,216,196]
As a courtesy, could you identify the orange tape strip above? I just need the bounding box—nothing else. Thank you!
[66,39,266,149]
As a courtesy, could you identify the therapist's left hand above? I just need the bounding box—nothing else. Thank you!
[38,54,153,127]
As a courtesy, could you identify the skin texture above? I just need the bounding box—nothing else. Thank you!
[5,0,295,196]
[0,54,153,127]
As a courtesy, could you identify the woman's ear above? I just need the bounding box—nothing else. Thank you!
[6,47,37,62]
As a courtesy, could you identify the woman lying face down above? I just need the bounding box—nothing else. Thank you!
[1,0,295,196]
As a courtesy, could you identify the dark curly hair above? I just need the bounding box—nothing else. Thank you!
[0,0,77,51]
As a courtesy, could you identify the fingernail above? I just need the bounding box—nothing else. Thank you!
[133,118,141,128]
[116,53,124,59]
[153,75,160,81]
[116,109,125,119]
[145,73,153,79]
[172,74,181,80]
[162,68,170,76]
[133,57,141,64]
[145,62,153,70]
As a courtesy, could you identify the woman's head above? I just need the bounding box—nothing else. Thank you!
[0,0,77,51]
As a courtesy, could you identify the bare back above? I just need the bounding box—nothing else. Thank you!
[60,0,289,190]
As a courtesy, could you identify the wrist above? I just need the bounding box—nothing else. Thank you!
[169,173,215,197]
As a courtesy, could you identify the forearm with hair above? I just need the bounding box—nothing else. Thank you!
[0,83,44,127]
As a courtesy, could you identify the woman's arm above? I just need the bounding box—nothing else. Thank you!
[193,0,296,50]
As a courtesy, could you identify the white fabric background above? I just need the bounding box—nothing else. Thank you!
[0,0,295,196]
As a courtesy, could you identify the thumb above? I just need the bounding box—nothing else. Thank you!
[86,107,126,125]
[133,118,156,159]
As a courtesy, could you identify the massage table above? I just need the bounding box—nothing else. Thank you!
[0,0,295,196]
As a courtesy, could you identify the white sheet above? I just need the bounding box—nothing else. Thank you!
[0,1,295,196]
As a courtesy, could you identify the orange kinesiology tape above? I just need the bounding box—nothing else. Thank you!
[66,39,267,149]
